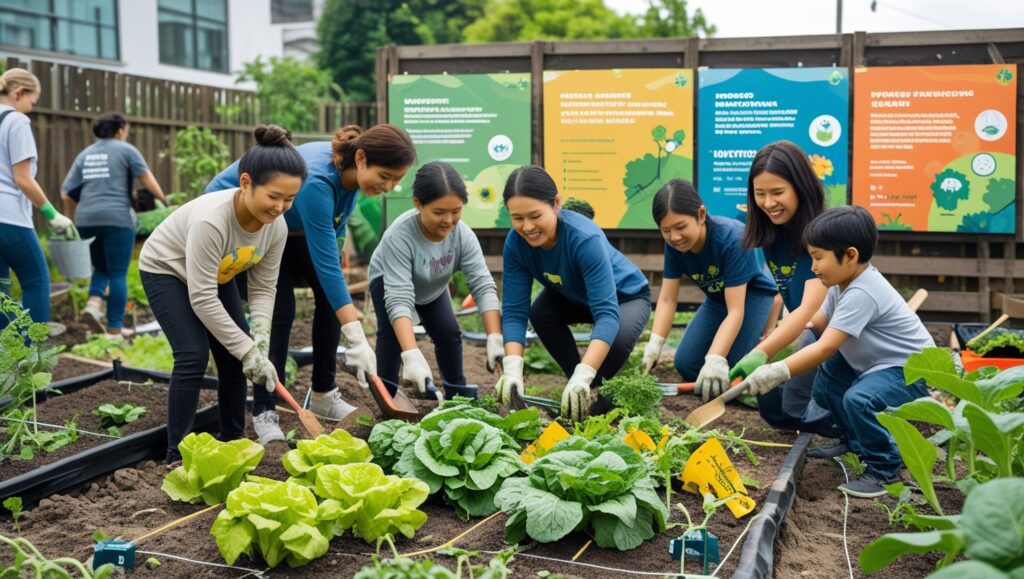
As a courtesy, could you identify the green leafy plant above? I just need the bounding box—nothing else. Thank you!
[71,334,125,359]
[3,497,22,533]
[1,534,114,578]
[283,429,372,488]
[1,408,78,461]
[314,462,429,543]
[162,432,264,506]
[93,403,147,428]
[494,435,668,551]
[160,125,229,200]
[135,206,177,236]
[970,330,1024,358]
[523,343,561,374]
[234,56,341,133]
[119,333,175,372]
[368,420,424,473]
[211,476,330,568]
[599,370,663,418]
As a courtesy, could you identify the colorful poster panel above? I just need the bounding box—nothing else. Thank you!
[853,64,1017,233]
[698,67,849,222]
[386,73,531,227]
[543,68,694,229]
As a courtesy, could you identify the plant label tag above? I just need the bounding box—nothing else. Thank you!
[680,437,756,518]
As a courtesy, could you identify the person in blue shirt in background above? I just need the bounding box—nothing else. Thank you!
[205,124,415,445]
[495,165,650,422]
[642,179,778,402]
[728,141,838,436]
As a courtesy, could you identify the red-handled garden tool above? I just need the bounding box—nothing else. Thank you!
[275,382,324,438]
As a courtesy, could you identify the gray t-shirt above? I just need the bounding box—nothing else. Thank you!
[368,208,499,323]
[821,265,935,375]
[0,105,38,229]
[62,138,149,229]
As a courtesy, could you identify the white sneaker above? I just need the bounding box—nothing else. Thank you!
[309,388,357,421]
[253,410,286,445]
[82,303,105,332]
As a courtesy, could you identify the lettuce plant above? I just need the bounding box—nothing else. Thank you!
[162,433,264,506]
[368,420,422,473]
[92,403,147,428]
[283,429,372,487]
[211,476,329,568]
[314,462,429,543]
[494,436,668,551]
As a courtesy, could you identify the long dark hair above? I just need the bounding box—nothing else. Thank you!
[332,123,416,171]
[742,140,825,254]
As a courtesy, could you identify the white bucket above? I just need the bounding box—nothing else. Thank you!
[49,237,95,279]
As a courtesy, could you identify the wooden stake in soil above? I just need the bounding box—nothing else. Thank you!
[275,382,324,438]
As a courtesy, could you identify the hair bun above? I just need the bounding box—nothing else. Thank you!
[253,124,293,147]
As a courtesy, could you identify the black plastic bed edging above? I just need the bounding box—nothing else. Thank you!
[0,363,220,508]
[731,432,812,579]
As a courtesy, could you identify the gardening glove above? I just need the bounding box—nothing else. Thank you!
[696,354,730,403]
[729,349,768,381]
[341,321,375,388]
[641,334,666,375]
[496,355,524,408]
[400,348,434,394]
[250,316,272,358]
[40,202,78,239]
[746,361,791,396]
[242,345,279,393]
[486,333,504,373]
[561,363,597,423]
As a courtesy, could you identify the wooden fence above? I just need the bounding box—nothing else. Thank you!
[376,29,1024,322]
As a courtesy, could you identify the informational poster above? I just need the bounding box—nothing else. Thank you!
[543,68,694,229]
[698,68,849,221]
[386,73,531,227]
[853,64,1017,233]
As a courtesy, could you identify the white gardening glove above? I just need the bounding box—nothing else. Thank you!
[486,333,504,373]
[696,354,730,403]
[746,361,791,396]
[496,355,524,408]
[242,345,278,393]
[641,334,666,375]
[250,316,272,358]
[341,321,375,388]
[561,363,597,423]
[50,214,78,239]
[400,349,434,394]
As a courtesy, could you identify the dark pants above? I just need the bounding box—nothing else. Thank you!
[811,352,928,480]
[756,330,839,437]
[369,276,465,387]
[0,222,49,325]
[673,292,775,381]
[249,235,341,416]
[529,288,651,412]
[141,271,248,462]
[77,225,134,329]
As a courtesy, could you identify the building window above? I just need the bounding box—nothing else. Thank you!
[158,0,228,73]
[271,0,313,24]
[0,0,119,60]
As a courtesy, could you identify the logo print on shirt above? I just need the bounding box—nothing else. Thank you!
[768,260,796,302]
[690,264,724,293]
[429,252,455,277]
[543,272,562,286]
[218,245,263,284]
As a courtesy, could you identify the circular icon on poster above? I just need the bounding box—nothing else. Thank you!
[809,115,841,147]
[975,110,1007,141]
[488,135,513,161]
[971,153,996,176]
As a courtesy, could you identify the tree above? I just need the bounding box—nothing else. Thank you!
[638,0,715,38]
[235,56,340,133]
[464,0,639,42]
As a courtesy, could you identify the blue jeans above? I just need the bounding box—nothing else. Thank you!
[77,225,134,329]
[811,353,928,480]
[673,291,774,381]
[757,330,839,437]
[0,222,49,325]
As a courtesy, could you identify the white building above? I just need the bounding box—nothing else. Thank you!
[0,0,324,89]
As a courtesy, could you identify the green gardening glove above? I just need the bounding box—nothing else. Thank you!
[729,349,768,380]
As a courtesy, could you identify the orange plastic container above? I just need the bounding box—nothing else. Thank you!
[960,349,1024,372]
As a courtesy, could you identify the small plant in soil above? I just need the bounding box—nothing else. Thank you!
[598,369,663,418]
[163,433,264,506]
[2,497,22,533]
[668,491,743,576]
[314,462,430,544]
[0,534,115,578]
[92,402,147,428]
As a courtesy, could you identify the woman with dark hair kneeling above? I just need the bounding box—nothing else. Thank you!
[140,125,306,465]
[495,165,650,422]
[368,161,502,394]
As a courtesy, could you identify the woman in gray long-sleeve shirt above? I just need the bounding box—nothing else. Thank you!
[368,161,503,394]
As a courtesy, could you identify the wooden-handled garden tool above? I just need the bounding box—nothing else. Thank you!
[966,313,1010,350]
[683,379,752,431]
[275,382,324,438]
[367,375,443,421]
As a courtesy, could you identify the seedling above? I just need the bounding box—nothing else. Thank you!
[1,534,114,578]
[93,403,147,428]
[3,497,22,533]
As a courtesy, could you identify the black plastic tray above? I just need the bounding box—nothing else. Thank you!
[954,323,1024,356]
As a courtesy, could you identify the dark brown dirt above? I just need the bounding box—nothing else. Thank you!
[50,356,111,384]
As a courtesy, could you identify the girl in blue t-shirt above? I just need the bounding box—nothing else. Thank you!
[495,165,650,422]
[727,141,838,436]
[641,179,777,402]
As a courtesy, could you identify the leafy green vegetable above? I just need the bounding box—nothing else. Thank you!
[283,429,372,488]
[119,333,175,372]
[92,403,147,427]
[162,433,264,506]
[876,413,943,515]
[71,334,125,359]
[136,206,176,236]
[315,462,429,543]
[368,420,423,473]
[3,497,22,533]
[970,330,1024,358]
[523,343,561,374]
[353,555,456,578]
[494,435,668,550]
[211,476,330,568]
[599,370,663,418]
[1,534,114,578]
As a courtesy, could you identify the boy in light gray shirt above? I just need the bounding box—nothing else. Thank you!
[740,206,933,498]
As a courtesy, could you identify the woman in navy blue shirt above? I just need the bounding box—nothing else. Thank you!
[495,166,650,422]
[642,179,777,402]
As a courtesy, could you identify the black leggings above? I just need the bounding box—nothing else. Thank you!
[141,271,248,462]
[369,276,466,386]
[247,235,342,416]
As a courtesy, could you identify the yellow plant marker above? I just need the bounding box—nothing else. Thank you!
[519,421,570,464]
[680,438,756,519]
[624,429,657,452]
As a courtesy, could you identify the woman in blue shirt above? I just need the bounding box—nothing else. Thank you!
[642,179,777,402]
[206,124,415,444]
[728,141,838,437]
[495,165,650,422]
